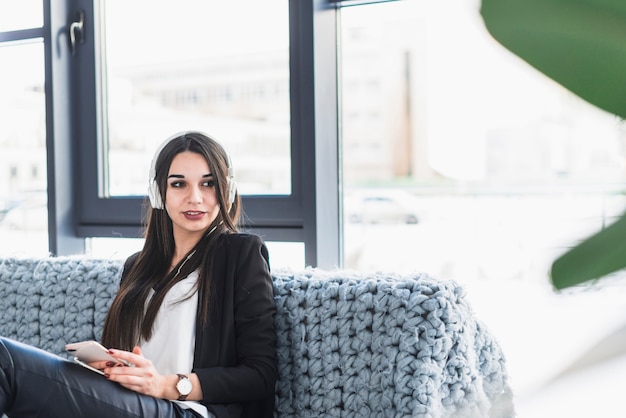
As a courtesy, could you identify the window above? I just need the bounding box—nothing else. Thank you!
[0,8,48,256]
[74,1,294,233]
[72,0,339,267]
[101,1,291,198]
[338,0,626,278]
[0,0,339,268]
[0,0,43,31]
[337,0,626,415]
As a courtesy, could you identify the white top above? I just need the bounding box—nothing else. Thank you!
[141,270,212,418]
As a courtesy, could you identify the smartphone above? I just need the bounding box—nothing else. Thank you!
[65,340,131,375]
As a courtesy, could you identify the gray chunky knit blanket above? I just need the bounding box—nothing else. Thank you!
[0,257,514,417]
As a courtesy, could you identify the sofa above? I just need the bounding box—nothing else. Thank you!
[0,256,514,417]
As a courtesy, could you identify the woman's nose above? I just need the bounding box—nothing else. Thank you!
[187,185,202,203]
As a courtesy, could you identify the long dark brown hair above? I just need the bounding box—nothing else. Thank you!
[101,131,241,350]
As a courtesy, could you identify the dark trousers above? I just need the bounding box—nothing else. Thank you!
[0,337,200,418]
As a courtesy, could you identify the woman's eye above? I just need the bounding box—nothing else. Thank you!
[204,180,215,187]
[170,181,184,188]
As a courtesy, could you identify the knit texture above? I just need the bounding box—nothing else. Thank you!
[0,257,514,417]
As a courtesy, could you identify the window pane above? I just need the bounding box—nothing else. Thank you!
[0,41,48,256]
[0,0,42,31]
[101,0,291,198]
[338,0,626,415]
[265,241,305,270]
[340,0,626,276]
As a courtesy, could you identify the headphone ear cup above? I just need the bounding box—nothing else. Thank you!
[227,177,237,204]
[148,179,164,209]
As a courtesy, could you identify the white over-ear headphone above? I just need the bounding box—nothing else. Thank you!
[225,155,237,205]
[147,131,237,210]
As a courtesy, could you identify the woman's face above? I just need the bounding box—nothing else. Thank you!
[164,151,220,241]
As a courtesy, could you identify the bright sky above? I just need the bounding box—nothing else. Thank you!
[103,0,289,66]
[0,0,42,31]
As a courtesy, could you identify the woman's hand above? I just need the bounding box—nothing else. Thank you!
[101,346,168,398]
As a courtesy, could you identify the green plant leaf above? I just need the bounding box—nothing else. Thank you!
[481,0,626,119]
[550,213,626,289]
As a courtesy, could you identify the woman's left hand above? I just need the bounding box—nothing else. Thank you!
[102,346,168,398]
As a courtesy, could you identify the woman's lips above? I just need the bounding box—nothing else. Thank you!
[183,211,205,220]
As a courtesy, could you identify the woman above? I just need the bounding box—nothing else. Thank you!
[0,131,278,418]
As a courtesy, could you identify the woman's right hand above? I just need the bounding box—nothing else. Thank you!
[101,346,171,398]
[103,346,203,401]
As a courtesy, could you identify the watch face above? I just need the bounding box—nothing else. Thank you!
[177,376,193,395]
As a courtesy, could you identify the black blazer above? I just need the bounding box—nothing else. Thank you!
[121,233,277,418]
